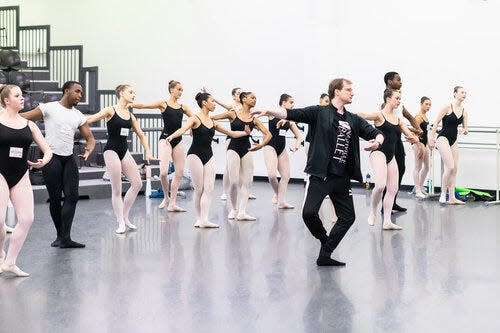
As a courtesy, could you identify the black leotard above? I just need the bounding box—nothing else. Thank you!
[103,108,132,160]
[227,116,255,158]
[419,120,429,146]
[0,121,33,189]
[187,116,215,165]
[375,115,401,163]
[437,105,463,146]
[160,104,184,148]
[266,117,289,156]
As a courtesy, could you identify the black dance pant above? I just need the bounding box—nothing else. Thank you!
[302,175,355,255]
[42,154,80,240]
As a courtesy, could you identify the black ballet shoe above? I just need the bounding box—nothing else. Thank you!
[51,238,61,247]
[392,204,407,212]
[59,239,86,248]
[316,256,346,266]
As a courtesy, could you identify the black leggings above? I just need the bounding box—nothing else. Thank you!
[42,154,79,241]
[302,175,355,254]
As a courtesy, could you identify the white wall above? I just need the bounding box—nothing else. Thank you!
[5,0,500,189]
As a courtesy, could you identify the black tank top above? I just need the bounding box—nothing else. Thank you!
[187,118,215,155]
[419,120,429,146]
[267,117,289,146]
[0,121,33,181]
[162,104,184,136]
[375,115,401,162]
[105,109,132,147]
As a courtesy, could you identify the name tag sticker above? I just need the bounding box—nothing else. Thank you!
[9,147,23,158]
[279,129,287,136]
[120,128,130,136]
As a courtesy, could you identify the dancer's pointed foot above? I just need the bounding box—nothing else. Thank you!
[1,264,29,277]
[237,213,256,221]
[248,193,257,200]
[368,213,376,226]
[167,205,186,212]
[228,209,238,220]
[198,221,220,228]
[59,239,86,248]
[51,237,61,247]
[220,193,227,201]
[383,221,402,230]
[158,198,169,209]
[194,220,201,228]
[278,202,294,209]
[439,195,447,204]
[5,224,14,233]
[316,256,346,266]
[125,220,137,230]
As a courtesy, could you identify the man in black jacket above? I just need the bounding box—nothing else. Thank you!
[252,78,384,266]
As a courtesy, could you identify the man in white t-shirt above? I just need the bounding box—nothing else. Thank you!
[22,81,95,248]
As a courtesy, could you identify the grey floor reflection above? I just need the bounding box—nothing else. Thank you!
[1,182,500,332]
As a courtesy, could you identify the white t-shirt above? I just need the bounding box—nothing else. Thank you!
[39,101,87,156]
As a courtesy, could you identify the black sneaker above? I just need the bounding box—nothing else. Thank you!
[392,204,407,212]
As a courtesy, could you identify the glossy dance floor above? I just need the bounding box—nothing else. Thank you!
[1,181,500,332]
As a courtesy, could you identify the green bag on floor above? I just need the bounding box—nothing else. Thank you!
[455,187,493,202]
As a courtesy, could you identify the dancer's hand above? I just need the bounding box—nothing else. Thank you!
[406,135,419,144]
[78,149,91,161]
[244,125,252,135]
[276,119,287,128]
[28,159,46,169]
[201,86,209,93]
[166,135,173,142]
[289,146,299,153]
[364,139,380,151]
[145,153,155,164]
[459,128,468,135]
[248,144,261,152]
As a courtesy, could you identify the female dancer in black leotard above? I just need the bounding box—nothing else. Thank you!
[87,85,154,233]
[429,86,469,204]
[0,85,14,234]
[0,85,52,277]
[358,89,418,230]
[212,92,272,220]
[403,96,432,198]
[166,92,250,228]
[133,80,194,211]
[264,94,302,209]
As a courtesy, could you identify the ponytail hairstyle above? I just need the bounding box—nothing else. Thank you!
[195,92,211,108]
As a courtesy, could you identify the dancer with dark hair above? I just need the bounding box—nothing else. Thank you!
[212,92,271,220]
[382,72,407,212]
[264,93,302,208]
[21,81,95,248]
[202,86,242,201]
[166,92,250,228]
[87,85,154,233]
[252,78,384,266]
[133,80,193,211]
[403,96,432,198]
[358,89,418,230]
[0,85,52,277]
[429,86,469,204]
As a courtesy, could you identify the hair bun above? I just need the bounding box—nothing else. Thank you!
[195,92,202,101]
